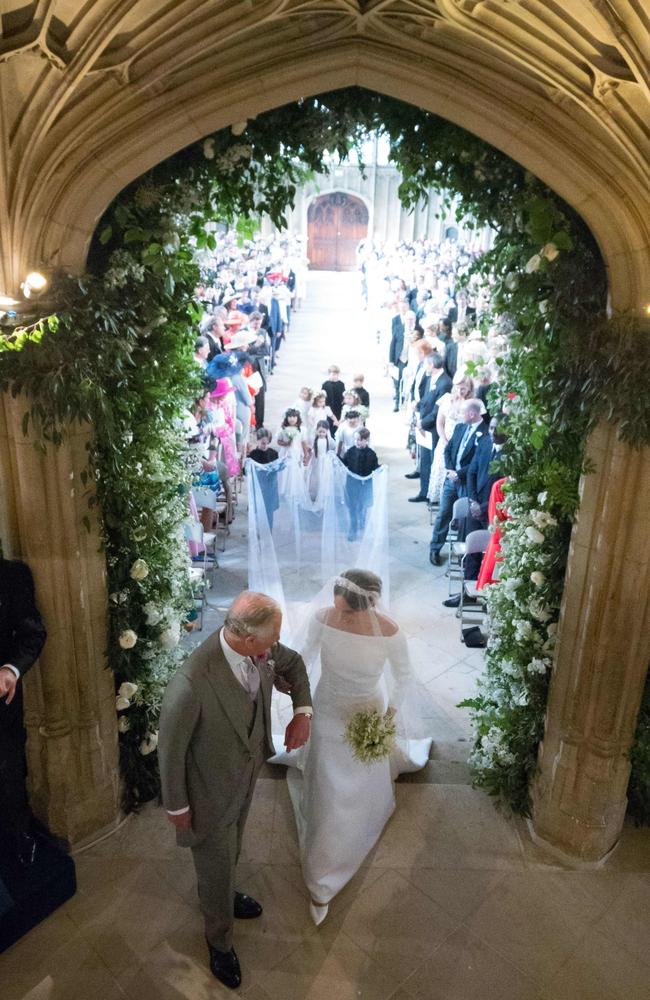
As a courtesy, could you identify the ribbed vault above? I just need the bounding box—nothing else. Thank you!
[0,1,648,308]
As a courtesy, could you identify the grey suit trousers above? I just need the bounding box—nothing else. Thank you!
[192,745,266,951]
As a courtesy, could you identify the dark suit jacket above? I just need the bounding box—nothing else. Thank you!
[389,314,405,365]
[418,372,453,444]
[442,338,458,380]
[159,631,311,844]
[0,560,46,676]
[443,422,485,486]
[467,437,504,515]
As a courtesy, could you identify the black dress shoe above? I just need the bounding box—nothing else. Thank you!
[408,495,427,503]
[206,942,241,989]
[430,551,441,566]
[393,405,400,412]
[234,891,263,919]
[404,471,420,479]
[442,594,461,607]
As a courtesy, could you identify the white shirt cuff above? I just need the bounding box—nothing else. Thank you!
[294,706,313,717]
[2,664,20,679]
[167,806,190,815]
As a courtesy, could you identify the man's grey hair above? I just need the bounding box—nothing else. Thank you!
[224,596,279,637]
[464,398,483,416]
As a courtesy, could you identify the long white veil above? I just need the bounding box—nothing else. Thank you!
[246,451,390,641]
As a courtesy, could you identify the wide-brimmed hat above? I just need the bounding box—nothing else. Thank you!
[227,329,257,350]
[210,377,235,398]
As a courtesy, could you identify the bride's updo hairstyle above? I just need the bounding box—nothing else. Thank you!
[333,569,382,611]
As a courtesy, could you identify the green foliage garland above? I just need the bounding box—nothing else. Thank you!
[1,87,649,818]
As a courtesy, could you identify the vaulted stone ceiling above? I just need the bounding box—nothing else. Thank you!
[0,1,648,303]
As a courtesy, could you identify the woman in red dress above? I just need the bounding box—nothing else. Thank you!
[476,476,508,590]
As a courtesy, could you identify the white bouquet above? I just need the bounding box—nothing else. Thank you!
[344,707,397,764]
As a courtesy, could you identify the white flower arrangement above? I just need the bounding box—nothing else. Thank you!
[129,559,149,581]
[118,681,138,700]
[344,708,396,764]
[139,732,158,755]
[119,629,138,649]
[159,625,180,650]
[117,715,131,733]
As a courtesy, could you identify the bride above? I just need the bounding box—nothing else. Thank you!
[280,569,432,925]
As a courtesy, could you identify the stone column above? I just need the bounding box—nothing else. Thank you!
[0,394,120,846]
[532,421,650,862]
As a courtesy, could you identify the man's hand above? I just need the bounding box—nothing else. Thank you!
[470,501,482,519]
[167,810,192,831]
[447,470,459,482]
[0,667,18,705]
[284,713,311,751]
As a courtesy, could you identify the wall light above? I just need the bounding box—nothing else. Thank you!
[21,271,49,298]
[645,303,650,316]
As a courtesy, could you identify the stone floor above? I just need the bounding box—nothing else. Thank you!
[2,272,649,1000]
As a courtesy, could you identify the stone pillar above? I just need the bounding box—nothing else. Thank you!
[532,421,650,861]
[0,394,120,846]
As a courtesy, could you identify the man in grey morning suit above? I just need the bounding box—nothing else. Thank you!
[158,591,312,989]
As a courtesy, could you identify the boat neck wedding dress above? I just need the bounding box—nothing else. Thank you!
[278,612,432,910]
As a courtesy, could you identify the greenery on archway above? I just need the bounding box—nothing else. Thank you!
[1,87,648,818]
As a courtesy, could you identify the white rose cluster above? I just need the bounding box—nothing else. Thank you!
[115,681,138,712]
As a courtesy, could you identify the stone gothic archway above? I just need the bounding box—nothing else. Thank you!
[0,3,648,859]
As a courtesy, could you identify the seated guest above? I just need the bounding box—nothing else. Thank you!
[476,477,509,590]
[429,399,485,565]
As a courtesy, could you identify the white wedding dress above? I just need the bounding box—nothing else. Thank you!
[279,615,431,905]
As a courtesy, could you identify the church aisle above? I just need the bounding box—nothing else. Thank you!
[2,276,650,1000]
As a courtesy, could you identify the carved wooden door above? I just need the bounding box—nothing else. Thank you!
[307,193,369,270]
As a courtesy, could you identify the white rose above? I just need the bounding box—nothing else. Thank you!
[203,137,215,159]
[231,120,247,136]
[525,526,545,545]
[130,559,149,581]
[525,253,542,273]
[139,732,158,755]
[160,626,180,650]
[504,273,519,291]
[527,658,549,675]
[115,695,131,710]
[541,242,559,262]
[117,715,131,733]
[537,491,548,505]
[538,300,549,315]
[119,629,138,649]
[118,681,138,700]
[530,571,545,587]
[529,601,552,622]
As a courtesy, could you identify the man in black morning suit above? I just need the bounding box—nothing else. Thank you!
[409,353,452,501]
[429,399,485,565]
[0,557,47,865]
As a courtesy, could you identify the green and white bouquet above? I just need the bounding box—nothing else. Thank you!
[344,707,397,764]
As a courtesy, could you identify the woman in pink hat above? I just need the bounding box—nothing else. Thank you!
[210,378,240,478]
